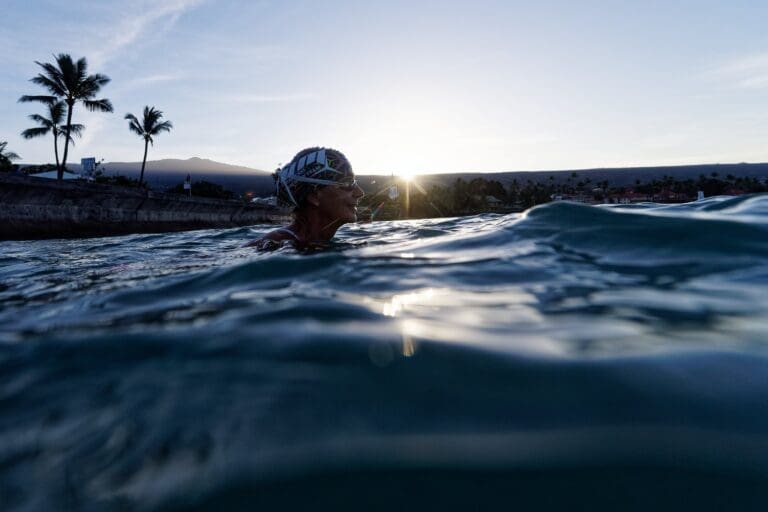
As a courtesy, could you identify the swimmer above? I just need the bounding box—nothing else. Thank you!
[247,147,365,250]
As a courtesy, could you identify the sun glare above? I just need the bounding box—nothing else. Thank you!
[398,171,415,182]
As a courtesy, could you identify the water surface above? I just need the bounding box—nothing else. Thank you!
[2,196,768,510]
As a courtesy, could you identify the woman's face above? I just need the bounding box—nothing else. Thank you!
[314,180,365,224]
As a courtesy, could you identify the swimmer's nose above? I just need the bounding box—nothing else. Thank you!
[353,183,365,198]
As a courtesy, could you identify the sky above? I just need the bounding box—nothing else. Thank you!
[3,0,768,176]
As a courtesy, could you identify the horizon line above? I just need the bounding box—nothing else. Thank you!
[14,158,768,176]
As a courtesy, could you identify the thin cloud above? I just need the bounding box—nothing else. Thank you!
[90,0,206,68]
[738,75,768,89]
[461,134,560,148]
[229,93,317,103]
[712,52,768,89]
[718,52,768,73]
[71,114,107,158]
[123,73,184,89]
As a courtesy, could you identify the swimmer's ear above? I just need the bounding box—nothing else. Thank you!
[306,189,321,207]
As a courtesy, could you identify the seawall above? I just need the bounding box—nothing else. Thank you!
[0,174,289,240]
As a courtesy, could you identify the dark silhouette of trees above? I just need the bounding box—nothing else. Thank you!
[359,172,768,221]
[22,54,112,179]
[125,106,173,186]
[169,180,234,199]
[94,174,142,188]
[0,141,21,171]
[19,98,83,172]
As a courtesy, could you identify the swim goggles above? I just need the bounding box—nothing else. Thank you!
[329,179,358,191]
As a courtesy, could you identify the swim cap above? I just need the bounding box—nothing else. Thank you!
[274,147,353,207]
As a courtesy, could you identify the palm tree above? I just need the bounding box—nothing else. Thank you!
[0,141,21,171]
[24,54,112,180]
[20,98,83,173]
[125,106,173,185]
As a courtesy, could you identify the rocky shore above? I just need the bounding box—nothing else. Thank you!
[0,174,288,240]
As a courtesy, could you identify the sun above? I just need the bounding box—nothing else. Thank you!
[397,171,415,182]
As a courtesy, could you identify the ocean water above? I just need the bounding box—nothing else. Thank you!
[2,195,768,510]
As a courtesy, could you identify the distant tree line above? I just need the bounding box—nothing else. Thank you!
[0,141,21,171]
[360,172,768,220]
[167,180,235,200]
[632,172,768,197]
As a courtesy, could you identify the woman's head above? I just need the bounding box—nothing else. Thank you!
[275,147,363,223]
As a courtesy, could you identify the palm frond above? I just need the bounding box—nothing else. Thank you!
[125,113,145,136]
[85,73,111,90]
[36,60,63,79]
[142,106,160,131]
[55,54,78,93]
[21,127,50,139]
[27,114,54,126]
[18,95,56,104]
[83,98,114,112]
[149,120,173,135]
[30,74,66,97]
[129,122,145,136]
[36,60,62,76]
[74,56,88,84]
[49,101,67,124]
[66,124,85,136]
[79,74,109,99]
[0,142,18,161]
[36,59,68,95]
[59,131,77,146]
[0,142,21,160]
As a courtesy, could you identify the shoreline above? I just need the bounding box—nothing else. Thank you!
[0,174,290,241]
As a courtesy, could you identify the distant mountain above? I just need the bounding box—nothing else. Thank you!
[19,158,768,197]
[53,157,276,196]
[99,157,270,176]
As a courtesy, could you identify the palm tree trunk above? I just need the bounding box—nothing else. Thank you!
[59,102,74,181]
[52,129,60,174]
[139,139,149,185]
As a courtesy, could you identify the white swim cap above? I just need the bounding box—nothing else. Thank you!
[275,147,353,207]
